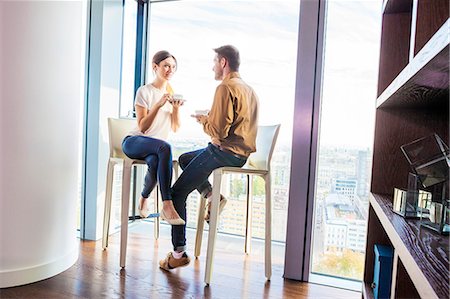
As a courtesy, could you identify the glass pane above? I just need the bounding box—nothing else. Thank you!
[147,0,300,242]
[120,0,138,117]
[106,0,139,231]
[310,0,381,284]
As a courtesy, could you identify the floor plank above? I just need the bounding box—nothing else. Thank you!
[0,222,361,299]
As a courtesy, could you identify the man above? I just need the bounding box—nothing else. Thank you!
[159,45,259,270]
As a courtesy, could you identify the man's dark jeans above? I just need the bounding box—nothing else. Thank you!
[170,143,246,251]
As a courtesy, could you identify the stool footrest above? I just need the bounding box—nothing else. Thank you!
[129,213,160,220]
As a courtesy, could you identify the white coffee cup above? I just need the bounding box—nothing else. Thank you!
[172,94,183,101]
[195,109,209,116]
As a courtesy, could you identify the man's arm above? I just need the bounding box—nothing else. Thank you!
[199,84,234,140]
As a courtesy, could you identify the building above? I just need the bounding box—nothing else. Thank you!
[323,194,366,253]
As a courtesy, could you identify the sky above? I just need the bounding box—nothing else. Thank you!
[121,0,382,149]
[320,1,381,148]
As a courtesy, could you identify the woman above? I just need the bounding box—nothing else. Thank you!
[122,50,185,225]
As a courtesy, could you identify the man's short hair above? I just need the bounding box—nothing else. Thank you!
[213,45,240,72]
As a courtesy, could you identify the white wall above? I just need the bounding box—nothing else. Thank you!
[0,1,86,287]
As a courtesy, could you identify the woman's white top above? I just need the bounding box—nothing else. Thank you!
[128,84,173,140]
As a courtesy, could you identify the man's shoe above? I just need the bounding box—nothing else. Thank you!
[159,252,191,271]
[205,195,227,223]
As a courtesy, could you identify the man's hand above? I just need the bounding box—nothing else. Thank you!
[191,114,207,124]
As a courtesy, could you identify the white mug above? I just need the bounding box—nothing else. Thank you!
[172,94,183,101]
[195,109,209,116]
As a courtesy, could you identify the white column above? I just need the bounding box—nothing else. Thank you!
[0,1,86,287]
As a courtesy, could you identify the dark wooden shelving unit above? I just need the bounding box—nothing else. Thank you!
[376,23,449,109]
[377,0,412,96]
[363,0,449,298]
[366,194,449,298]
[414,0,449,56]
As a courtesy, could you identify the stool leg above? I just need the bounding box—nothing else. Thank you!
[264,173,272,280]
[102,160,115,249]
[204,170,222,285]
[195,194,207,257]
[154,186,160,240]
[120,162,132,268]
[245,174,253,254]
[173,160,179,180]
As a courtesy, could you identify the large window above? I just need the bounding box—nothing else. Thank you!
[309,0,381,289]
[79,0,384,290]
[120,0,138,117]
[101,0,141,231]
[144,0,300,242]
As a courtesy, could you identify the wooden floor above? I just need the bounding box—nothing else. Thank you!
[0,222,361,299]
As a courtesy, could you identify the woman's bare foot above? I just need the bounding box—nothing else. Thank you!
[138,197,151,218]
[162,200,182,219]
[161,200,185,225]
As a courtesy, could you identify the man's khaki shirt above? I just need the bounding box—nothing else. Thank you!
[200,72,259,158]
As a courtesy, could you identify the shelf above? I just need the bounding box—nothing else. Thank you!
[377,18,449,108]
[369,193,449,299]
[377,7,412,96]
[414,0,449,56]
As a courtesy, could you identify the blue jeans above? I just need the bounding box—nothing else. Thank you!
[122,135,173,200]
[171,143,246,251]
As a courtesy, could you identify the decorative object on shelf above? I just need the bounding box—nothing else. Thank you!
[371,244,394,299]
[393,184,432,218]
[420,190,450,235]
[400,133,450,235]
[401,133,449,188]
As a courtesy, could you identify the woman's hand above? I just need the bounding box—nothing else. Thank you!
[170,98,185,109]
[156,93,172,108]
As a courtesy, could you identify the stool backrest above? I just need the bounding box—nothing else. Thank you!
[108,118,136,159]
[107,118,280,169]
[246,124,281,171]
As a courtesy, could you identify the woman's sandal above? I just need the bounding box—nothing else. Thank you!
[205,195,227,223]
